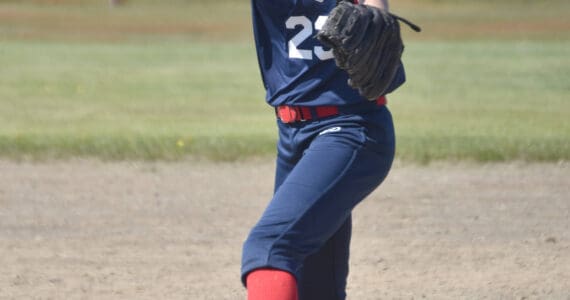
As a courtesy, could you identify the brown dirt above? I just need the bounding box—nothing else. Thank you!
[2,2,570,42]
[0,159,569,299]
[0,5,252,42]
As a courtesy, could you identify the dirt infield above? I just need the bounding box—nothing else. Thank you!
[1,159,569,299]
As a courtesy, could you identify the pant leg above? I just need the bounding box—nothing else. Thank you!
[242,107,395,298]
[274,153,296,194]
[298,216,352,300]
[272,129,353,300]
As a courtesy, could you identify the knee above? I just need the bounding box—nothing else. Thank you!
[241,228,306,284]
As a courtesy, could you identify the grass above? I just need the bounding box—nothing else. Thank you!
[392,40,570,162]
[0,40,273,160]
[0,0,569,162]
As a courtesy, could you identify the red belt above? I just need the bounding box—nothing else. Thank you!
[276,96,386,124]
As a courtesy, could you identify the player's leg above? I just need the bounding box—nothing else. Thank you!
[242,108,395,299]
[297,216,352,300]
[242,128,392,284]
[243,131,302,300]
[295,109,396,299]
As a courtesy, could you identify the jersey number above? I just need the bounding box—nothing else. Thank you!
[286,16,333,61]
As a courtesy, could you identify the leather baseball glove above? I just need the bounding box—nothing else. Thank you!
[317,1,420,100]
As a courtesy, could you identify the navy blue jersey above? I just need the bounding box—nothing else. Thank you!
[251,0,406,107]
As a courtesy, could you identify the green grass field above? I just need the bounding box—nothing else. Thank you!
[1,0,569,162]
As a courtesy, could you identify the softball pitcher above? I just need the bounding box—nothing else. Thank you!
[240,0,419,299]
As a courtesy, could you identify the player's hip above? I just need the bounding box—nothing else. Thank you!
[276,105,395,164]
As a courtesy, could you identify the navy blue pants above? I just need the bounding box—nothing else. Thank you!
[242,106,395,300]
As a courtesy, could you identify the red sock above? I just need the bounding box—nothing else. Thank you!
[246,269,298,300]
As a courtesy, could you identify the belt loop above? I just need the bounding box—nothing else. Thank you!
[299,107,311,122]
[297,106,305,122]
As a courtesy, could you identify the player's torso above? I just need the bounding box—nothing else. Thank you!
[252,0,368,106]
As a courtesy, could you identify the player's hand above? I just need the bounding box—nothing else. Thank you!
[317,1,420,100]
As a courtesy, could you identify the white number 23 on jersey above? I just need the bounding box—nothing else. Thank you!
[286,16,333,61]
